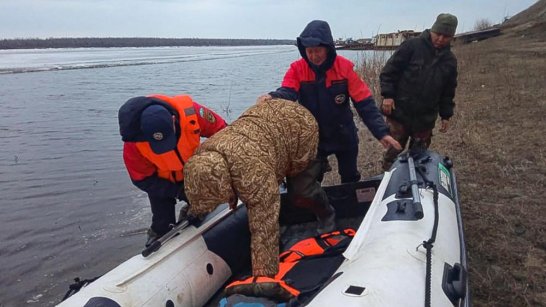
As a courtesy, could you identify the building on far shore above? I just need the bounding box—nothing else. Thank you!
[335,37,374,50]
[335,30,420,50]
[373,30,421,49]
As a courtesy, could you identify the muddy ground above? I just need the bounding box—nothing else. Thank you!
[324,18,546,307]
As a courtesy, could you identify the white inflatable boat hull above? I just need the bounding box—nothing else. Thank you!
[58,150,469,307]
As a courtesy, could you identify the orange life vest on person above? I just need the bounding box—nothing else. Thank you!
[135,95,200,183]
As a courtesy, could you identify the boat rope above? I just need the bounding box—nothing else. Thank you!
[61,276,101,302]
[416,165,439,307]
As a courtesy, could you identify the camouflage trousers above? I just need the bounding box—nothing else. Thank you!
[382,117,432,171]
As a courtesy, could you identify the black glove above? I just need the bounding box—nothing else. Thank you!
[178,205,204,227]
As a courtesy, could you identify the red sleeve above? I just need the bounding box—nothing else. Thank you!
[192,102,227,137]
[123,142,156,181]
[280,60,304,92]
[346,61,372,102]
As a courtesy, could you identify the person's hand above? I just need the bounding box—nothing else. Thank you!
[439,119,449,133]
[379,135,402,150]
[257,94,272,103]
[381,98,395,115]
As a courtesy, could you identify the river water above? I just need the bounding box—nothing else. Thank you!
[0,45,369,306]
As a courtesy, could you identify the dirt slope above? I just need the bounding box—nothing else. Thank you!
[445,33,545,307]
[503,0,546,40]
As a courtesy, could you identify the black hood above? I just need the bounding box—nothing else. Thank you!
[118,96,178,142]
[297,20,337,72]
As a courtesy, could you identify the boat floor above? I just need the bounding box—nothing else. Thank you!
[203,213,367,306]
[203,179,381,306]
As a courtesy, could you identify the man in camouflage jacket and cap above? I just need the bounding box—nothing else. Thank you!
[380,13,459,170]
[184,99,333,280]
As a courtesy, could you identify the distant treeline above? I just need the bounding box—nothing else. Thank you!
[0,37,296,49]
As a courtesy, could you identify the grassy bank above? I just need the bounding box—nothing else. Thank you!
[325,29,545,306]
[444,31,545,307]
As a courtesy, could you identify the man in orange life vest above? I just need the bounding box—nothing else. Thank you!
[118,94,227,246]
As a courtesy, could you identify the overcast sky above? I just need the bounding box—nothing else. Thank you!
[0,0,537,39]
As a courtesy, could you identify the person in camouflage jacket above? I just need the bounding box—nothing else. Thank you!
[184,98,333,278]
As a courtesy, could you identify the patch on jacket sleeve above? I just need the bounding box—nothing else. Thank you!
[199,107,217,124]
[184,107,196,116]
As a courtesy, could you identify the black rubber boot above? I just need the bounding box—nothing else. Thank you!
[145,228,160,248]
[316,205,336,234]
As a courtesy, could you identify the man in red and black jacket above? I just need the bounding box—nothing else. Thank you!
[260,20,400,185]
[118,94,226,246]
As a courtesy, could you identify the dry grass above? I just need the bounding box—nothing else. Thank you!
[324,31,546,306]
[354,50,392,99]
[447,32,546,307]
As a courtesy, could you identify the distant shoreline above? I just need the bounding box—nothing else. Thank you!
[0,37,296,50]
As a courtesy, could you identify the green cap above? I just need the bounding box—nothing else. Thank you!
[431,13,458,36]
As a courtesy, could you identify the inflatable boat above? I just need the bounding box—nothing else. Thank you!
[58,149,470,307]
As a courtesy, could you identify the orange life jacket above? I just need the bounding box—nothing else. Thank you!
[278,228,356,263]
[225,228,356,301]
[135,95,200,183]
